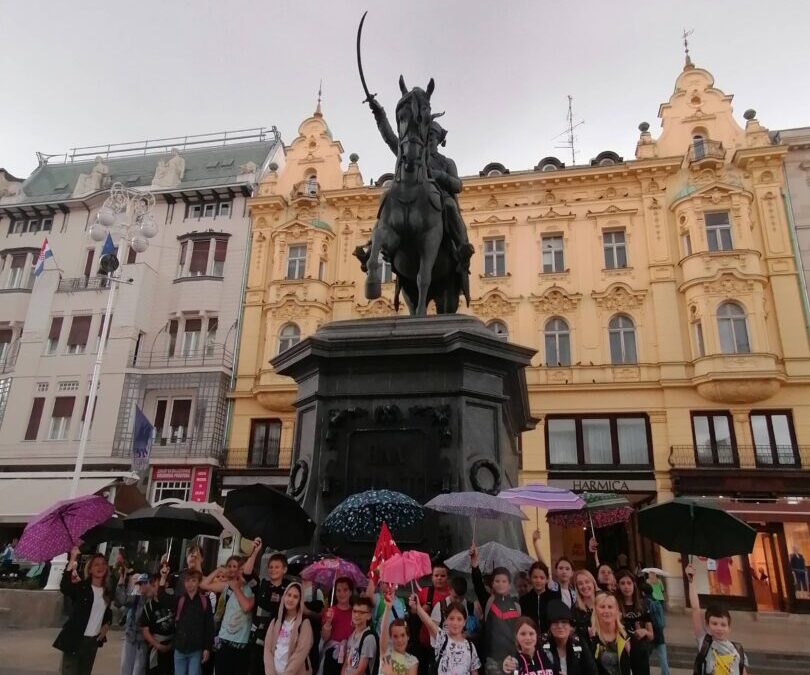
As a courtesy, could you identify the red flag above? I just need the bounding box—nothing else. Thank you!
[368,521,401,583]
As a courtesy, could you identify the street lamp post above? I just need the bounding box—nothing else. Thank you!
[43,183,156,590]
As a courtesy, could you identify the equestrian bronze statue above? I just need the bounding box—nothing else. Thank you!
[353,12,474,316]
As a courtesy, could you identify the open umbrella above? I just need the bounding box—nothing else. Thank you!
[224,484,315,550]
[124,504,222,539]
[81,516,147,547]
[425,491,527,539]
[445,541,534,576]
[17,495,114,562]
[288,552,332,577]
[498,484,584,528]
[323,490,423,538]
[162,500,239,536]
[547,492,634,539]
[638,498,756,559]
[301,556,367,604]
[379,550,432,588]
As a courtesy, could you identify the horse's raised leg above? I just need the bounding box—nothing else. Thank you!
[365,225,383,300]
[415,222,443,316]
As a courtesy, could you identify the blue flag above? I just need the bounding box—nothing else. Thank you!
[101,233,116,257]
[132,405,154,473]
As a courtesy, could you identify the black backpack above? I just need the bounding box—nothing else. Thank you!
[358,628,380,675]
[693,634,746,675]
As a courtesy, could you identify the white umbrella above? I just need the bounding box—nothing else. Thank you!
[445,541,534,576]
[641,567,667,576]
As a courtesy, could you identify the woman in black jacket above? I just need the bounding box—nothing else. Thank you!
[540,600,598,675]
[53,546,112,675]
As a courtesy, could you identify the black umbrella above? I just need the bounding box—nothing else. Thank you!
[124,504,222,539]
[82,516,147,547]
[224,484,315,550]
[638,498,756,559]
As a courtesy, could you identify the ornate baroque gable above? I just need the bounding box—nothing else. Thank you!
[470,289,520,319]
[529,286,582,314]
[591,283,647,312]
[356,298,397,317]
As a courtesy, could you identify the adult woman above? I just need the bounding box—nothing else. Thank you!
[541,600,598,675]
[616,570,652,675]
[320,577,355,675]
[571,570,598,644]
[53,546,112,675]
[590,592,631,675]
[265,583,314,675]
[518,561,552,632]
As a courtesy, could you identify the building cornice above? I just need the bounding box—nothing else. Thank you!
[732,145,788,169]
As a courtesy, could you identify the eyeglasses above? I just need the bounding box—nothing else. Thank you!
[352,609,370,615]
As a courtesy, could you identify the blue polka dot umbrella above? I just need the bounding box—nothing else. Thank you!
[322,490,423,537]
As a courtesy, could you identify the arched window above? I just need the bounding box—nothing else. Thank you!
[598,157,616,167]
[717,302,750,354]
[544,317,571,367]
[608,315,637,364]
[488,320,509,341]
[277,323,301,354]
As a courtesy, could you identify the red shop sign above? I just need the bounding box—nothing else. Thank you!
[152,466,193,481]
[191,466,211,503]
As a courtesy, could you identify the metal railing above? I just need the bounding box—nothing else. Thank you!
[130,346,234,370]
[57,276,112,293]
[112,432,225,460]
[688,139,725,163]
[225,447,291,470]
[670,444,809,469]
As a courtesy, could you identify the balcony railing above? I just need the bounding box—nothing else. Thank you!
[112,432,225,460]
[688,139,725,163]
[57,276,111,293]
[670,444,810,469]
[225,447,291,470]
[130,346,234,370]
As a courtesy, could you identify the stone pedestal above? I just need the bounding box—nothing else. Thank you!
[272,315,536,559]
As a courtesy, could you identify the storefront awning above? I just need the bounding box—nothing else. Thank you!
[715,499,810,522]
[0,474,138,524]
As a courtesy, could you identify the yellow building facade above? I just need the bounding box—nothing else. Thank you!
[226,62,810,611]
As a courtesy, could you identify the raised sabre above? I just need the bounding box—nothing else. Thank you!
[356,11,376,103]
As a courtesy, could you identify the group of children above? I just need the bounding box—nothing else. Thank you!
[54,534,749,675]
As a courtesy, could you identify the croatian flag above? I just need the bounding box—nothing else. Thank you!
[33,238,54,277]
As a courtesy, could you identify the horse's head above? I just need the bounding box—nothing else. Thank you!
[395,76,434,174]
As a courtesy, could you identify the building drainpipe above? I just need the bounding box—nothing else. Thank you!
[782,187,810,336]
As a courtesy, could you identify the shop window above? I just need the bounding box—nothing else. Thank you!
[278,323,300,354]
[249,419,282,467]
[483,238,506,277]
[750,411,799,466]
[603,230,627,269]
[153,480,191,503]
[544,317,571,366]
[546,414,651,467]
[705,212,733,252]
[608,314,637,364]
[286,245,307,280]
[688,555,748,599]
[541,235,565,273]
[717,302,750,354]
[691,412,736,466]
[785,523,810,600]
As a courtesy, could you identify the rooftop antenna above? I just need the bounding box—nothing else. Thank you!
[315,79,323,116]
[682,28,694,69]
[552,95,584,166]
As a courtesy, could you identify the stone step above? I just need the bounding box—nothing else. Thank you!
[655,644,810,675]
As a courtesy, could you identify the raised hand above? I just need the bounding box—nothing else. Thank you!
[469,542,479,567]
[532,529,541,543]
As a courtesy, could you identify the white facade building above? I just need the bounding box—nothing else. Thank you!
[0,129,284,533]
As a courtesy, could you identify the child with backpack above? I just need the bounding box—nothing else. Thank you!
[409,594,480,675]
[430,577,482,646]
[168,569,215,675]
[264,582,314,675]
[685,563,748,675]
[380,593,418,675]
[342,597,379,675]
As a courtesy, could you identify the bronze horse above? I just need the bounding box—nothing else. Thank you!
[362,77,464,316]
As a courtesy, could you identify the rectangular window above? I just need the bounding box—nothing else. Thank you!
[41,217,53,232]
[168,399,191,442]
[25,397,45,441]
[705,212,733,252]
[188,204,202,219]
[95,313,111,352]
[212,239,227,276]
[603,230,628,269]
[547,414,650,467]
[66,316,91,354]
[249,419,282,467]
[750,411,798,466]
[153,480,191,503]
[0,330,11,365]
[691,412,736,466]
[483,238,506,277]
[286,245,307,280]
[188,240,209,276]
[10,220,24,235]
[541,235,565,273]
[218,202,231,217]
[167,320,178,357]
[154,399,168,443]
[319,260,326,281]
[7,254,27,289]
[177,241,187,277]
[83,249,94,279]
[48,396,75,440]
[182,318,201,355]
[205,317,218,355]
[126,246,137,264]
[681,232,693,257]
[693,321,705,358]
[203,203,216,218]
[27,219,41,234]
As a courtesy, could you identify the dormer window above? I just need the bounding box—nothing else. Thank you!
[591,151,623,168]
[480,162,509,178]
[487,169,502,177]
[541,164,557,172]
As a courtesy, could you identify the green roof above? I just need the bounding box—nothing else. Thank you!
[311,219,333,232]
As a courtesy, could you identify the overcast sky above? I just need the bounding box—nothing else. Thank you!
[2,0,809,181]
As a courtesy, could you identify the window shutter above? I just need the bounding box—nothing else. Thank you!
[67,316,91,345]
[207,317,218,334]
[0,330,11,345]
[189,241,208,274]
[127,247,137,264]
[214,238,228,262]
[25,398,45,440]
[52,396,75,418]
[98,314,112,336]
[178,241,187,266]
[11,254,26,269]
[184,318,202,333]
[81,396,98,423]
[169,320,178,336]
[49,317,63,341]
[170,399,191,428]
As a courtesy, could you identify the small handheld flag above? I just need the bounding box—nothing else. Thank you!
[33,239,54,278]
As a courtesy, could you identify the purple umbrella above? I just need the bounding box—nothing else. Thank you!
[301,556,367,604]
[425,491,528,540]
[17,495,114,562]
[498,484,585,528]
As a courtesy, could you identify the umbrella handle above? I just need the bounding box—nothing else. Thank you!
[330,569,337,606]
[588,511,596,541]
[535,507,539,531]
[472,517,477,544]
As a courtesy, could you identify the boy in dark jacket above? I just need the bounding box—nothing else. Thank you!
[164,568,215,675]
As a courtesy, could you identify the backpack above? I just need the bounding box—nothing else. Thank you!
[429,634,472,675]
[463,600,480,638]
[693,634,746,675]
[358,628,380,675]
[176,592,208,622]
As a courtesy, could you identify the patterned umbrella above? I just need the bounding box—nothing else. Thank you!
[379,550,432,587]
[498,484,585,528]
[17,495,114,562]
[287,552,332,577]
[445,541,534,576]
[546,492,634,535]
[301,556,367,603]
[426,491,528,541]
[322,490,423,537]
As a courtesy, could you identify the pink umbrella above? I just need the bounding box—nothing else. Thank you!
[301,556,367,604]
[379,550,432,588]
[17,495,115,562]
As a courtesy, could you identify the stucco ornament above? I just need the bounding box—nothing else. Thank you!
[471,289,518,319]
[591,284,646,311]
[530,287,582,313]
